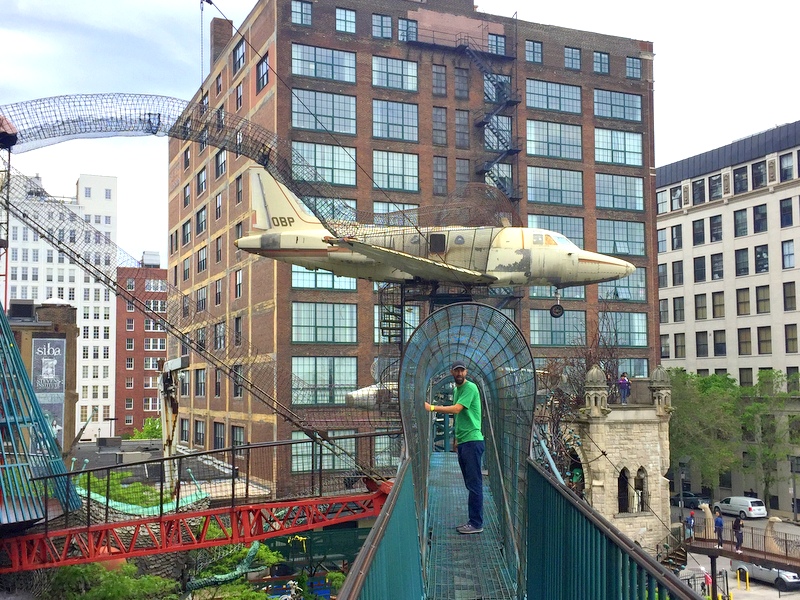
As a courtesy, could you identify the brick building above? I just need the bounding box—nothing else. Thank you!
[167,0,657,491]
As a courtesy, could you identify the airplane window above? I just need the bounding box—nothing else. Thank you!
[552,233,579,248]
[544,235,558,246]
[454,235,465,245]
[429,234,446,253]
[532,234,544,245]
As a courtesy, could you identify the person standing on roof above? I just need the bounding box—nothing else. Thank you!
[617,372,631,405]
[425,360,485,534]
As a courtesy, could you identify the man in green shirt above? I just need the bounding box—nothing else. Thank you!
[424,360,485,534]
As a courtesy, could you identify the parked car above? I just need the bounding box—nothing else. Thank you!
[731,560,800,592]
[669,491,711,509]
[714,496,768,519]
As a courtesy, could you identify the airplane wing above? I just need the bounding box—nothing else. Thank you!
[330,238,498,285]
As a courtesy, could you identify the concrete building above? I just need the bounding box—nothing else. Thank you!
[656,121,800,386]
[6,174,119,441]
[167,0,657,487]
[114,253,168,437]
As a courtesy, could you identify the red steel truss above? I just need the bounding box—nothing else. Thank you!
[0,490,388,573]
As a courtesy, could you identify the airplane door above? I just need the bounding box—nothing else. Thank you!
[429,234,446,253]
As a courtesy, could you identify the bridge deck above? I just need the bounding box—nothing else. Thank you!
[427,452,516,599]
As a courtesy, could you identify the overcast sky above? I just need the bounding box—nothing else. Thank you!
[2,0,799,262]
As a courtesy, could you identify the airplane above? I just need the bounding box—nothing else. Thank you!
[234,168,636,317]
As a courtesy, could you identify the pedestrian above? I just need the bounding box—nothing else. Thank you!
[714,509,724,548]
[425,360,485,534]
[733,515,743,553]
[684,510,695,541]
[617,372,631,405]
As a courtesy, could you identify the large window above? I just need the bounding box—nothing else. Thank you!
[292,302,357,343]
[526,80,581,113]
[527,120,582,160]
[593,89,641,121]
[455,68,469,99]
[374,201,418,226]
[693,256,706,282]
[372,100,418,141]
[485,115,511,151]
[755,245,769,273]
[598,268,646,302]
[292,44,355,82]
[595,174,643,210]
[336,8,356,33]
[528,214,584,247]
[596,220,645,255]
[564,47,581,70]
[526,40,543,63]
[291,265,356,290]
[455,110,470,149]
[530,310,586,346]
[595,129,642,166]
[291,356,357,404]
[372,14,391,38]
[292,89,356,134]
[373,151,418,191]
[292,142,356,186]
[626,57,641,79]
[599,312,648,347]
[372,56,417,91]
[528,167,583,206]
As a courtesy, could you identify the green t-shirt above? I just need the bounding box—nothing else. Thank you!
[453,379,483,443]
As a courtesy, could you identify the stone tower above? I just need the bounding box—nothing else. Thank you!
[572,365,673,553]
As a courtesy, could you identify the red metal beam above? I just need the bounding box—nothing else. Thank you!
[0,490,387,572]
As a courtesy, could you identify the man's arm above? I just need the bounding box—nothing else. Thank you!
[424,401,464,414]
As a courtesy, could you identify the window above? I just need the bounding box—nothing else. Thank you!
[214,321,226,350]
[690,219,704,244]
[755,245,769,273]
[526,40,543,63]
[780,153,794,182]
[695,294,707,320]
[739,368,753,387]
[711,253,723,280]
[564,47,581,70]
[626,56,641,79]
[733,166,748,194]
[194,420,205,446]
[335,8,355,33]
[293,89,356,134]
[372,14,391,38]
[455,68,469,99]
[734,248,748,276]
[593,51,609,74]
[657,264,667,288]
[660,335,670,358]
[659,299,669,323]
[783,240,795,269]
[751,160,767,189]
[596,220,645,255]
[256,55,269,92]
[732,209,747,237]
[292,43,356,82]
[292,265,356,290]
[292,141,356,186]
[594,129,642,166]
[527,79,581,113]
[372,56,417,91]
[753,204,767,233]
[738,329,752,355]
[671,225,682,250]
[599,312,648,347]
[714,330,726,357]
[485,115,511,151]
[787,324,798,354]
[691,179,705,205]
[195,368,206,397]
[183,184,191,207]
[595,174,643,210]
[528,214,584,247]
[670,186,682,211]
[488,34,506,55]
[373,151,418,191]
[231,425,245,455]
[430,65,448,96]
[674,333,686,358]
[758,326,772,355]
[672,261,684,285]
[693,256,705,282]
[398,18,417,42]
[696,332,708,357]
[736,288,751,315]
[234,269,242,298]
[196,168,207,196]
[292,356,357,404]
[598,268,646,302]
[374,201,418,226]
[673,297,684,323]
[785,282,797,311]
[232,364,243,398]
[292,302,357,343]
[528,167,583,206]
[657,229,666,253]
[781,198,793,227]
[712,291,725,318]
[756,285,770,314]
[456,159,470,187]
[291,0,311,25]
[455,110,470,149]
[432,107,447,145]
[433,157,447,196]
[213,422,225,450]
[709,215,722,242]
[530,310,586,346]
[232,39,245,73]
[235,83,243,110]
[527,120,582,160]
[657,190,668,214]
[593,89,641,121]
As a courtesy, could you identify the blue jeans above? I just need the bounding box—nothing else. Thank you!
[457,440,485,528]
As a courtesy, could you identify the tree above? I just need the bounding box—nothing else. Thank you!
[130,417,162,440]
[668,369,741,487]
[49,563,179,600]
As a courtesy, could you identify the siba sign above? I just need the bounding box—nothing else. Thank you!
[35,342,63,356]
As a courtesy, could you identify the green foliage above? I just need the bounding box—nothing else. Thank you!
[76,470,163,507]
[49,563,179,600]
[130,417,162,440]
[196,543,283,578]
[668,369,742,487]
[326,570,346,592]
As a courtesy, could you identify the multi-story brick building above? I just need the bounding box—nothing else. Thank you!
[656,121,800,385]
[167,0,657,488]
[114,254,168,437]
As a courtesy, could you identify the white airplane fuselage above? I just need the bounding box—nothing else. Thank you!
[234,168,635,288]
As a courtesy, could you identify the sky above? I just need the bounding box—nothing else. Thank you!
[2,0,800,263]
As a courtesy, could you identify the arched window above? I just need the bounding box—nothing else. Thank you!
[618,468,630,513]
[635,467,648,512]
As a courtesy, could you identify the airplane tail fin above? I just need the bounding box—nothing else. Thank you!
[248,167,324,232]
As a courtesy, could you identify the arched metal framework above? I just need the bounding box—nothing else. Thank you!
[398,303,536,596]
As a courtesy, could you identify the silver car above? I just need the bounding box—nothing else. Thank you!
[731,559,800,592]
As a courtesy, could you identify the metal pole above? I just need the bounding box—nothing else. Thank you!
[679,468,685,524]
[793,463,797,523]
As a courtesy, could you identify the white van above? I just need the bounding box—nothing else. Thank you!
[714,496,768,519]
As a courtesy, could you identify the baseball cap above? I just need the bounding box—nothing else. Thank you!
[451,360,467,370]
